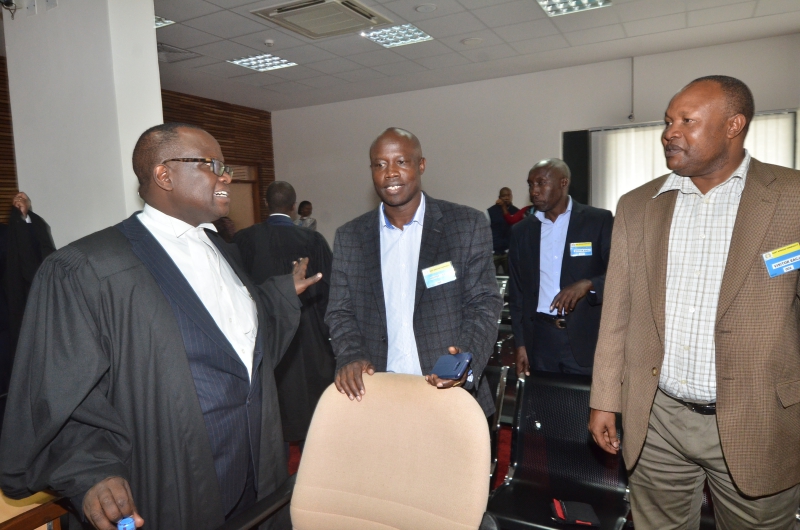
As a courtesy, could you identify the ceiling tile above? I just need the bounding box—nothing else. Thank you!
[265,81,317,94]
[307,57,363,74]
[334,68,388,82]
[550,5,621,32]
[183,11,269,39]
[414,52,471,68]
[455,0,516,12]
[372,60,429,75]
[509,33,569,54]
[688,1,756,26]
[348,49,408,67]
[440,29,504,49]
[319,34,382,56]
[231,71,289,86]
[624,12,686,36]
[206,0,264,8]
[196,61,258,78]
[415,12,487,38]
[189,40,263,60]
[299,76,353,89]
[563,24,626,46]
[613,0,687,23]
[381,0,465,22]
[231,29,311,52]
[153,0,222,23]
[459,42,518,62]
[278,45,340,64]
[755,0,800,16]
[266,65,324,80]
[686,0,752,9]
[156,24,222,49]
[391,39,454,59]
[473,1,547,28]
[168,55,223,69]
[493,18,559,42]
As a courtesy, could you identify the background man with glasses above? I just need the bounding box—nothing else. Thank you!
[0,122,319,529]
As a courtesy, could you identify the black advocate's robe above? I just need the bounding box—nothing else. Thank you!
[234,218,335,442]
[0,219,299,529]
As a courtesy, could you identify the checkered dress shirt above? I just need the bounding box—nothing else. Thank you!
[656,151,751,403]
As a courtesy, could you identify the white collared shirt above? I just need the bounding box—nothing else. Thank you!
[380,194,426,376]
[534,197,573,315]
[657,151,751,402]
[138,204,258,380]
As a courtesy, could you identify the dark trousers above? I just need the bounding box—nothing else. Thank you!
[528,314,592,375]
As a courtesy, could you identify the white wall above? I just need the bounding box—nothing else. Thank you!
[3,0,162,247]
[273,33,800,244]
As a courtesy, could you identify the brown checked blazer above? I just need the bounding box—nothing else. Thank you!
[590,158,800,497]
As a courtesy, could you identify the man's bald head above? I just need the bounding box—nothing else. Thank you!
[266,181,297,214]
[369,128,423,160]
[133,122,206,195]
[529,158,571,184]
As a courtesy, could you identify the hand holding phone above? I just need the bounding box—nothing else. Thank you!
[431,352,473,380]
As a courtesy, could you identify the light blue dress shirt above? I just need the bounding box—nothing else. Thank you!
[380,194,426,375]
[535,197,572,315]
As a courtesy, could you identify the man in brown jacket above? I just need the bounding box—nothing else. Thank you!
[589,75,800,529]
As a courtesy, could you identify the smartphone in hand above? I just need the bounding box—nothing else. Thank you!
[431,352,473,380]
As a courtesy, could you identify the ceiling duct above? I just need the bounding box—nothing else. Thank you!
[157,43,200,63]
[251,0,392,40]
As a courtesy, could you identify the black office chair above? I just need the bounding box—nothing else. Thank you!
[487,372,629,530]
[483,365,509,489]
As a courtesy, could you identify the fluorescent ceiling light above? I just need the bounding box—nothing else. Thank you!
[537,0,611,17]
[155,16,176,28]
[361,24,432,48]
[228,53,297,72]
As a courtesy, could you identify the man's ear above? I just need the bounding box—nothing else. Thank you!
[418,157,426,175]
[727,114,747,140]
[153,164,173,192]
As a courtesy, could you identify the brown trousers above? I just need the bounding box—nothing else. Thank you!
[628,389,800,530]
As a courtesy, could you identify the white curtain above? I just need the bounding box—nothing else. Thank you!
[590,112,796,213]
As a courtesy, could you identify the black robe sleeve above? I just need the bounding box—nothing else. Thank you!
[0,247,132,508]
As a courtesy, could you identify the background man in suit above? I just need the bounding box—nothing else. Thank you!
[0,123,320,530]
[234,181,335,446]
[325,127,502,416]
[487,187,518,274]
[508,159,612,377]
[589,76,800,528]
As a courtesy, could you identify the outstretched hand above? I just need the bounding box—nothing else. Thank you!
[292,257,322,295]
[83,476,144,530]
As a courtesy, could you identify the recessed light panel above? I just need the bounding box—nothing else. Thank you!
[228,54,297,72]
[361,24,433,48]
[537,0,611,17]
[155,16,176,28]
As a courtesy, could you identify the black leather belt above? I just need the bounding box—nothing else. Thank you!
[535,312,567,329]
[672,396,716,415]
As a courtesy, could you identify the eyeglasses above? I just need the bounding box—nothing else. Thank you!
[162,158,233,178]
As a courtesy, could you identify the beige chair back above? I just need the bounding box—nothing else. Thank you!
[291,373,490,530]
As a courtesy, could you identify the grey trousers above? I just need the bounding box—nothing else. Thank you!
[628,389,800,530]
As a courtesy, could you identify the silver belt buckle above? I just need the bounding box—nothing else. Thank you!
[555,318,567,329]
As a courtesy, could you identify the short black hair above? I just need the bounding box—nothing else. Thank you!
[687,75,755,132]
[298,200,312,214]
[132,122,205,192]
[530,158,571,184]
[267,181,297,211]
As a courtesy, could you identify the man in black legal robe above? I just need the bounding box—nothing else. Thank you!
[234,181,335,444]
[0,123,321,529]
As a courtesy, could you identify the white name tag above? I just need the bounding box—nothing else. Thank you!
[570,242,592,257]
[422,261,457,288]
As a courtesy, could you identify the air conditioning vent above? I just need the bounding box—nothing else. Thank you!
[157,43,200,63]
[252,0,392,40]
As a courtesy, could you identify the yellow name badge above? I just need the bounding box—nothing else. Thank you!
[570,242,592,257]
[762,242,800,278]
[422,261,457,288]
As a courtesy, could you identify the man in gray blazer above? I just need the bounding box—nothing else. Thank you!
[325,128,502,416]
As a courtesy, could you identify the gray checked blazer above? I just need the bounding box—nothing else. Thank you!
[325,193,503,416]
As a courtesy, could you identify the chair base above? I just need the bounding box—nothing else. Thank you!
[487,482,630,530]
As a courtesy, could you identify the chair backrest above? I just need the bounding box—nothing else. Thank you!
[291,373,490,530]
[507,372,627,497]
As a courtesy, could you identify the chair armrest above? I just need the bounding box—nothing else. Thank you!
[213,474,296,530]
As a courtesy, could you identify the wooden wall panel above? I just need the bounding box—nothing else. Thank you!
[0,57,18,225]
[161,90,275,222]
